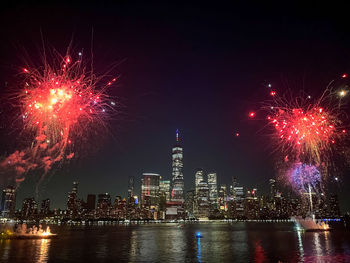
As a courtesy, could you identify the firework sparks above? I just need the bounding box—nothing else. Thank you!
[264,90,347,166]
[287,163,322,193]
[1,50,117,185]
[246,79,350,197]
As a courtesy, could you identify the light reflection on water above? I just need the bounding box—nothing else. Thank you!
[0,222,350,263]
[35,239,51,263]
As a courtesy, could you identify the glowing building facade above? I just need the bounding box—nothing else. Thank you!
[207,173,218,206]
[171,130,184,203]
[0,186,16,218]
[141,173,160,207]
[195,169,204,195]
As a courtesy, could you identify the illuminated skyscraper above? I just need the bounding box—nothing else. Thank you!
[40,198,50,215]
[21,197,37,218]
[269,179,276,199]
[196,180,210,218]
[160,178,171,202]
[195,169,204,195]
[128,176,134,204]
[66,181,78,217]
[207,173,218,205]
[171,129,184,203]
[141,173,160,207]
[1,186,16,218]
[97,193,112,218]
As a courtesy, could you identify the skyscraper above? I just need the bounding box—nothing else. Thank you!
[67,182,78,209]
[171,129,184,203]
[21,198,37,218]
[128,176,134,204]
[269,179,276,199]
[233,185,244,218]
[40,198,50,215]
[1,186,16,218]
[97,193,111,218]
[160,178,171,202]
[207,173,218,205]
[141,173,160,207]
[196,180,210,218]
[195,169,204,195]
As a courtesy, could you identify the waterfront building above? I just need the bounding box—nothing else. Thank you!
[171,129,184,203]
[128,176,135,204]
[208,173,218,206]
[40,198,50,216]
[233,186,244,218]
[196,180,210,218]
[218,184,228,211]
[328,194,340,218]
[244,188,259,219]
[185,190,196,217]
[195,169,204,195]
[97,193,111,218]
[141,173,160,207]
[21,197,37,218]
[0,186,16,218]
[269,179,277,199]
[160,178,171,202]
[66,181,79,217]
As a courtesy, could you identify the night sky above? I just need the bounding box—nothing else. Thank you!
[1,1,350,211]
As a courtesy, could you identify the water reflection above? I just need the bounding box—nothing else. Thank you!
[1,223,350,262]
[35,239,51,263]
[254,241,266,263]
[197,237,201,263]
[128,225,186,262]
[0,239,11,262]
[295,225,304,260]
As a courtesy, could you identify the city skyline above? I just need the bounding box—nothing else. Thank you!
[3,129,347,212]
[1,130,344,218]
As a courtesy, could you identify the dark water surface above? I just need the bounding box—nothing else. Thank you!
[1,222,350,262]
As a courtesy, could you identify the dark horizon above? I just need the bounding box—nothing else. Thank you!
[1,1,350,212]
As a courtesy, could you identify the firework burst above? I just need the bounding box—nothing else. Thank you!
[263,89,348,167]
[1,48,118,185]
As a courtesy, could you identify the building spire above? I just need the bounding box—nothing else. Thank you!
[176,129,179,143]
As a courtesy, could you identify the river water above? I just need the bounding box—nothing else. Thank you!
[1,222,350,262]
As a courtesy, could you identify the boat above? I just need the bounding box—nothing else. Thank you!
[292,214,330,232]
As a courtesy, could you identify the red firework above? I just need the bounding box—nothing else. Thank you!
[1,50,117,183]
[263,89,347,165]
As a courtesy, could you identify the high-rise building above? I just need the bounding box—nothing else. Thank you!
[208,173,218,206]
[97,193,111,218]
[40,198,50,215]
[328,194,340,218]
[218,184,228,211]
[185,190,195,216]
[244,188,259,219]
[160,178,171,202]
[1,186,16,218]
[128,176,134,204]
[66,181,79,216]
[195,169,204,195]
[86,194,96,211]
[21,198,37,218]
[141,173,160,207]
[233,186,244,218]
[171,129,184,203]
[269,179,276,199]
[196,180,210,218]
